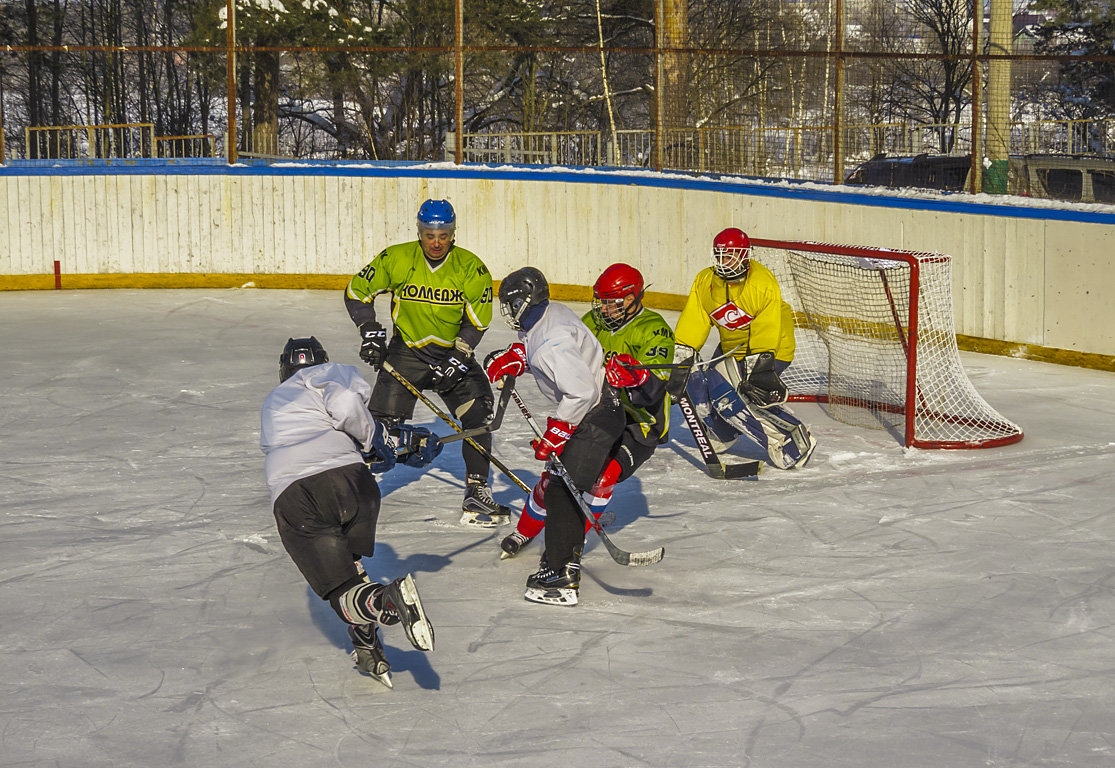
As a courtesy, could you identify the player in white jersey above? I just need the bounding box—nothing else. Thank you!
[260,337,438,687]
[485,267,626,606]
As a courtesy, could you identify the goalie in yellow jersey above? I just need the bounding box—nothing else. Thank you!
[345,199,510,527]
[668,228,816,470]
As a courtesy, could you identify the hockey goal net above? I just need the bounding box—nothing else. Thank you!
[751,238,1023,449]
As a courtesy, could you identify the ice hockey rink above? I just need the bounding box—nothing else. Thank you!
[2,287,1113,768]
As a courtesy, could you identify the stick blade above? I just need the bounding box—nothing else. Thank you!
[723,461,762,479]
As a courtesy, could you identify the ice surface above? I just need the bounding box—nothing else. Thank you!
[1,288,1113,767]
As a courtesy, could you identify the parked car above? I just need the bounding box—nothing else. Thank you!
[843,152,1115,204]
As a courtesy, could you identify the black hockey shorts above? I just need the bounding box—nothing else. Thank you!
[610,428,659,484]
[273,463,381,598]
[370,336,494,429]
[543,388,626,563]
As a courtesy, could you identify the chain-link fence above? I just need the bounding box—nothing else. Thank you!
[0,0,1111,192]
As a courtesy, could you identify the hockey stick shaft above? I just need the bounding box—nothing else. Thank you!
[507,385,664,567]
[630,343,746,371]
[380,361,532,494]
[675,392,761,479]
[436,380,514,444]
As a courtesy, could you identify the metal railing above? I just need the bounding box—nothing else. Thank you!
[24,123,156,160]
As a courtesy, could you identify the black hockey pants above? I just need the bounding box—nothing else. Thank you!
[273,463,380,598]
[543,386,626,568]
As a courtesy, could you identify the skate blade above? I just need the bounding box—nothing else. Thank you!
[351,652,393,689]
[524,586,579,606]
[500,549,515,560]
[397,574,435,652]
[459,510,508,528]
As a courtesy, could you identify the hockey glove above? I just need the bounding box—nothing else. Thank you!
[358,321,388,368]
[484,343,528,383]
[429,351,471,394]
[532,417,575,461]
[604,353,649,389]
[666,344,696,399]
[363,419,397,473]
[395,425,445,468]
[740,352,789,407]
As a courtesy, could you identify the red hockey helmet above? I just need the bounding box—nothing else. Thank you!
[711,228,752,282]
[592,262,645,331]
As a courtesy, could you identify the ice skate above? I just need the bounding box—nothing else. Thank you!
[461,475,512,528]
[348,623,392,688]
[377,574,435,652]
[500,531,534,560]
[524,555,580,607]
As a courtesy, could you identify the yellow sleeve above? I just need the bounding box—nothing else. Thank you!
[673,276,712,351]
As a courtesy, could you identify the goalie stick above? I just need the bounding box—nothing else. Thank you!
[380,361,532,494]
[675,392,761,480]
[506,383,664,567]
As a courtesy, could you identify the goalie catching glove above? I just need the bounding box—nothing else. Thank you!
[484,343,529,383]
[739,352,788,407]
[533,417,575,461]
[604,353,648,389]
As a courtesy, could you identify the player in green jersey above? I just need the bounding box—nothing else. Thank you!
[499,262,675,558]
[345,199,510,528]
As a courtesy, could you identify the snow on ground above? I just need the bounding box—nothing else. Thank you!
[1,288,1113,768]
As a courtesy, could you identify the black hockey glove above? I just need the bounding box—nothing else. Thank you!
[666,344,696,399]
[362,420,397,473]
[429,351,471,394]
[739,352,788,407]
[358,321,388,368]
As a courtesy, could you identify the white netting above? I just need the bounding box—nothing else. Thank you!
[756,241,1023,448]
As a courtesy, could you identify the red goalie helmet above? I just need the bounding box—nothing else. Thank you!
[712,228,752,282]
[592,262,645,331]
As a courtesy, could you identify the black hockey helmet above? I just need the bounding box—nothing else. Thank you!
[498,267,550,331]
[279,336,328,382]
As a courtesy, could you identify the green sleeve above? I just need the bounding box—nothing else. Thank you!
[460,260,494,332]
[346,248,396,304]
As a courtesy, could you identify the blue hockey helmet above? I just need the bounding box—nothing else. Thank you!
[417,199,456,232]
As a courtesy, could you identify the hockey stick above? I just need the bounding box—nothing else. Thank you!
[675,392,761,479]
[433,382,515,444]
[380,361,532,494]
[506,384,665,567]
[629,343,746,371]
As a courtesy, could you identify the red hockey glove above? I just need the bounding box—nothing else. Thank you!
[532,418,575,461]
[485,343,528,383]
[604,353,649,389]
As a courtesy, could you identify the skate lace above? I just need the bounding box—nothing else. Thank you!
[472,483,496,505]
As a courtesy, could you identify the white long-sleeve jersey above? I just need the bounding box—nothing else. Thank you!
[518,301,605,426]
[260,362,379,507]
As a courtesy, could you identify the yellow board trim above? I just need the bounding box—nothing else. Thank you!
[2,273,1112,372]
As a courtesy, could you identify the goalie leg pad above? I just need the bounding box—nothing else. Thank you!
[685,368,740,452]
[750,402,817,468]
[705,367,793,468]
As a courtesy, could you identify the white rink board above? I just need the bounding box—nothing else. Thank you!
[0,164,1113,357]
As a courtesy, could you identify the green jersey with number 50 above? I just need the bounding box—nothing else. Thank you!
[346,241,494,357]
